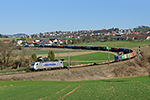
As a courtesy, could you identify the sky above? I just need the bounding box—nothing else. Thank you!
[0,0,150,35]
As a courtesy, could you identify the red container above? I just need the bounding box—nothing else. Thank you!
[76,46,82,49]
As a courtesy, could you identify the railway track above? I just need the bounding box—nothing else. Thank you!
[0,56,136,80]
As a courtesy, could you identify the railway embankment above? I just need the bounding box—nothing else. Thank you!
[0,54,149,81]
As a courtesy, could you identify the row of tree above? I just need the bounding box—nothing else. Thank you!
[0,34,8,38]
[31,50,55,62]
[0,41,56,70]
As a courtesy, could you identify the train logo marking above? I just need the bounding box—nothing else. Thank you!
[43,63,56,66]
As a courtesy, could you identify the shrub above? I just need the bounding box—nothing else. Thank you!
[48,50,55,61]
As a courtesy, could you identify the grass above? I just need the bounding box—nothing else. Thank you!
[71,40,150,49]
[34,50,87,55]
[0,76,150,100]
[0,38,20,41]
[0,67,30,74]
[12,50,87,56]
[58,51,115,66]
[59,51,114,61]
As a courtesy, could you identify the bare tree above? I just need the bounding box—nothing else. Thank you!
[0,42,15,70]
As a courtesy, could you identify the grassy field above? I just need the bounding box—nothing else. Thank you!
[58,51,114,61]
[13,50,87,56]
[70,40,150,49]
[34,50,87,55]
[57,51,115,66]
[0,76,150,100]
[0,38,20,41]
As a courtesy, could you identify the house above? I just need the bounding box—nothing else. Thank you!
[35,39,40,43]
[60,39,67,45]
[133,35,147,40]
[146,34,150,40]
[27,41,34,44]
[16,39,26,44]
[3,40,10,43]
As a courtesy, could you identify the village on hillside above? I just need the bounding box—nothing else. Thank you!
[1,26,150,46]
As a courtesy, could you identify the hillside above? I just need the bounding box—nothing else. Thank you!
[7,33,27,38]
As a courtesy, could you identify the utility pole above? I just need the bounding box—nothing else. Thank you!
[108,50,110,65]
[68,51,70,70]
[132,40,134,48]
[138,45,140,56]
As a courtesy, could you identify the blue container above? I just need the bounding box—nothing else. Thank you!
[63,45,68,48]
[40,44,44,47]
[103,47,106,50]
[94,46,98,50]
[25,44,29,47]
[124,49,129,53]
[71,46,76,49]
[91,46,95,50]
[52,45,57,48]
[118,48,125,52]
[118,55,122,60]
[84,46,87,49]
[85,46,91,49]
[114,55,118,60]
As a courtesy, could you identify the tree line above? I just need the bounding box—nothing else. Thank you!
[0,41,56,71]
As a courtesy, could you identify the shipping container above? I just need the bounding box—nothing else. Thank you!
[127,54,130,58]
[121,54,125,59]
[124,54,127,59]
[118,55,122,60]
[115,48,119,51]
[25,44,29,47]
[114,55,119,60]
[124,49,129,53]
[76,46,82,49]
[106,47,109,50]
[118,48,125,52]
[103,47,106,50]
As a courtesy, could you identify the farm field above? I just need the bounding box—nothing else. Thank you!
[57,51,115,66]
[0,76,150,100]
[34,50,87,55]
[0,38,19,41]
[71,40,150,49]
[13,49,88,55]
[58,51,114,61]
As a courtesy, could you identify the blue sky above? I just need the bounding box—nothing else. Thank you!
[0,0,150,35]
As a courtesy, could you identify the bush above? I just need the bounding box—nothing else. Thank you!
[48,50,55,61]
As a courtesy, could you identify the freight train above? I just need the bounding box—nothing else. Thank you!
[27,44,137,70]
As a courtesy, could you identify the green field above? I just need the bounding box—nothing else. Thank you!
[0,76,150,100]
[0,38,20,41]
[70,40,150,49]
[13,50,87,56]
[57,51,115,66]
[34,50,87,55]
[59,51,114,61]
